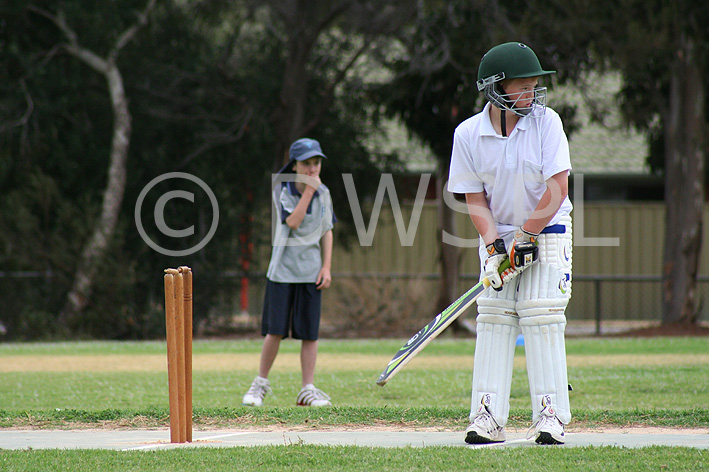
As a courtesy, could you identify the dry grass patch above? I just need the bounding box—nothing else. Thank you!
[2,352,707,373]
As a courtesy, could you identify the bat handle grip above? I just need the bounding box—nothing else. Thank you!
[481,257,512,287]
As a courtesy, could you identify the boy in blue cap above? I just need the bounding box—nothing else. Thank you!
[243,138,336,407]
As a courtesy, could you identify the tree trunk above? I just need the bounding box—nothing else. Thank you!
[661,34,705,325]
[435,171,465,332]
[31,1,158,329]
[61,61,131,327]
[267,1,380,172]
[269,4,319,172]
[271,49,310,172]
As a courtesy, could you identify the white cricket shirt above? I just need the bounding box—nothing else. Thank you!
[448,102,572,236]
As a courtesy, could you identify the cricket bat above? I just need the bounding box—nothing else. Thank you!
[376,258,512,386]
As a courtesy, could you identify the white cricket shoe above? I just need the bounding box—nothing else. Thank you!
[296,384,332,407]
[527,397,565,444]
[242,376,272,406]
[465,402,506,444]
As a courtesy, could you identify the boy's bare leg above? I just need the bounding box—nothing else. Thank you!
[258,334,282,378]
[300,340,318,386]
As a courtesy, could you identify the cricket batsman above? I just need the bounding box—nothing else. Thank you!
[448,42,573,445]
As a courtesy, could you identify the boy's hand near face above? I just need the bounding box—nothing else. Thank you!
[303,175,322,193]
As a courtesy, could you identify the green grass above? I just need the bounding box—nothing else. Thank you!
[0,337,706,427]
[0,336,704,360]
[0,446,706,472]
[1,335,703,356]
[1,337,707,470]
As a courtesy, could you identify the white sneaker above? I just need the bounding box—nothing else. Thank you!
[465,400,505,444]
[296,384,332,406]
[242,376,272,406]
[526,396,565,444]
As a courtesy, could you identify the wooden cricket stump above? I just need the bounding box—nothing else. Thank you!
[164,266,193,443]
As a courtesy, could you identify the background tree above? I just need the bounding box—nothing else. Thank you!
[1,0,166,338]
[245,0,416,172]
[27,0,158,330]
[0,0,407,339]
[2,0,703,340]
[619,2,706,325]
[373,3,487,330]
[373,1,585,330]
[547,0,708,324]
[378,0,707,327]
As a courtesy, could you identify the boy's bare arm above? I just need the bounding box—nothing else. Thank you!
[465,192,499,245]
[316,229,333,290]
[521,171,568,234]
[285,177,321,230]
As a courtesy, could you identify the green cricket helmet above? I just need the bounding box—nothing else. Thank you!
[476,42,555,117]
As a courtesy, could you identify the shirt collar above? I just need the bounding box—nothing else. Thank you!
[480,102,531,136]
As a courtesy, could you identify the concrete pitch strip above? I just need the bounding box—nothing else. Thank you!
[1,428,707,451]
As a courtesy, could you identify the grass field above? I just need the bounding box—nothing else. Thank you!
[0,337,707,471]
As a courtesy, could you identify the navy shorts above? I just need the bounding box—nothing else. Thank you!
[262,280,322,340]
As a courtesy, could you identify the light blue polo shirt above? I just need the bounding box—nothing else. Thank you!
[267,181,336,283]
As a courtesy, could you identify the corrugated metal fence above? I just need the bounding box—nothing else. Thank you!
[5,203,706,337]
[320,202,709,327]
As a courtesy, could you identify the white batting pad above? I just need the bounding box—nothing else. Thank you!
[516,215,572,317]
[470,313,520,426]
[474,216,573,425]
[516,216,572,424]
[520,315,571,424]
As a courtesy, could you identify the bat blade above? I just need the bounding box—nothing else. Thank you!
[375,277,490,386]
[375,258,513,387]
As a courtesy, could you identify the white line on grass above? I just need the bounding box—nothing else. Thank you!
[466,438,531,448]
[121,432,251,451]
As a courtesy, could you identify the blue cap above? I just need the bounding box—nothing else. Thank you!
[289,138,327,161]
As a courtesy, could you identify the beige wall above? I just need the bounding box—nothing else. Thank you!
[330,202,709,321]
[333,202,709,275]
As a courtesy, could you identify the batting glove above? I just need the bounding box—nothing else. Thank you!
[484,239,507,291]
[508,227,539,270]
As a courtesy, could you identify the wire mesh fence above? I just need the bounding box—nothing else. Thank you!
[2,271,707,339]
[209,272,709,338]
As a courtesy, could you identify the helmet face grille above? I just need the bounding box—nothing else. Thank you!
[482,84,548,117]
